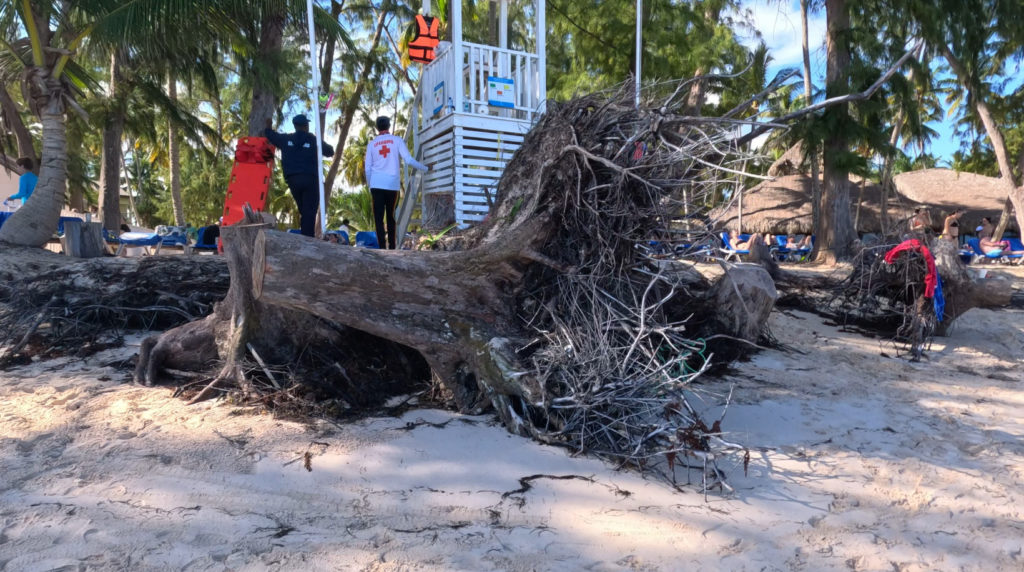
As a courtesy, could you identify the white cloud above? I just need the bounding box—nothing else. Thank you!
[737,0,827,76]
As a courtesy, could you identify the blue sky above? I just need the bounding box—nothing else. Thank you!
[737,0,959,164]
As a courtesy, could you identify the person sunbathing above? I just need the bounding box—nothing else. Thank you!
[977,217,1024,255]
[784,235,812,250]
[728,230,751,250]
[728,230,773,251]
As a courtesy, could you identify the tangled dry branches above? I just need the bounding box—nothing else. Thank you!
[826,242,936,359]
[0,253,229,365]
[491,85,766,491]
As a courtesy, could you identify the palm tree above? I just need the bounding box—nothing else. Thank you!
[0,1,345,246]
[0,1,228,244]
[0,1,102,246]
[341,125,374,188]
[817,0,856,262]
[322,0,393,214]
[330,188,375,232]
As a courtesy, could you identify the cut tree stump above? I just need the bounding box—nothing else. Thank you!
[710,263,778,342]
[60,220,106,258]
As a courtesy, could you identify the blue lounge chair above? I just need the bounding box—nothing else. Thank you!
[673,242,714,259]
[794,236,813,262]
[355,231,379,248]
[1007,238,1024,261]
[155,225,191,254]
[57,216,84,236]
[115,231,163,256]
[193,226,220,251]
[325,230,350,245]
[772,235,793,261]
[719,231,749,261]
[962,237,1019,264]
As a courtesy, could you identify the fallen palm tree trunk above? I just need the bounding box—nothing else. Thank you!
[135,86,773,489]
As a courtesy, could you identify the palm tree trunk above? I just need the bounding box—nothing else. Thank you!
[939,45,1024,241]
[168,73,185,226]
[686,4,723,115]
[879,118,901,235]
[819,0,855,262]
[0,98,66,247]
[0,86,37,166]
[323,8,389,194]
[802,0,822,253]
[248,10,286,137]
[317,0,345,131]
[98,51,125,232]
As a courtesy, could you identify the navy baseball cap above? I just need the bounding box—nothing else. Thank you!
[293,114,310,126]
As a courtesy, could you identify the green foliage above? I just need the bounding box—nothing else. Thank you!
[330,187,374,232]
[417,223,457,250]
[546,0,747,100]
[165,151,235,226]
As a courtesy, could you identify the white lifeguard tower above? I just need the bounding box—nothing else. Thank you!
[403,0,546,231]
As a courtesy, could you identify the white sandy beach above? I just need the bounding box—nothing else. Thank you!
[1,296,1021,571]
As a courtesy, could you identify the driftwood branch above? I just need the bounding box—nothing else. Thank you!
[735,40,924,147]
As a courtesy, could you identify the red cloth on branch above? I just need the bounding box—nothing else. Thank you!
[883,239,937,298]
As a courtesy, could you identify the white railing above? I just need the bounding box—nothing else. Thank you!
[461,42,541,121]
[417,42,542,132]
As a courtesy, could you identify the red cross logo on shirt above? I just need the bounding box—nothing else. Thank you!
[378,145,391,158]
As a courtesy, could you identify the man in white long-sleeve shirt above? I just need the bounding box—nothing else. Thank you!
[364,116,429,249]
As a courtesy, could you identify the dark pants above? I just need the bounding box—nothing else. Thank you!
[371,188,400,249]
[285,173,319,237]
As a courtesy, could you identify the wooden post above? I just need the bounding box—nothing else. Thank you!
[499,0,508,49]
[452,0,463,117]
[536,0,546,113]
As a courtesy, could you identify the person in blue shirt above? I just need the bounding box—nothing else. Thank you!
[6,157,38,205]
[264,115,335,237]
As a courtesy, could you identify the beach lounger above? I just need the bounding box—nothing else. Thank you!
[965,237,1015,263]
[355,231,379,248]
[325,230,350,245]
[155,225,191,255]
[115,231,163,256]
[772,236,793,262]
[193,226,220,251]
[719,231,748,261]
[1008,238,1024,263]
[673,242,714,260]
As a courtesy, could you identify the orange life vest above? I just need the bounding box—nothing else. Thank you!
[409,14,440,63]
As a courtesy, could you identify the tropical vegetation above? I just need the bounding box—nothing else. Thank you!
[0,0,1022,258]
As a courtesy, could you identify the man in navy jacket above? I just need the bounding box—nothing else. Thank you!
[264,115,334,237]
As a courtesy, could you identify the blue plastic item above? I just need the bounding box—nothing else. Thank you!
[324,230,350,245]
[719,231,749,256]
[966,237,1007,261]
[57,216,83,235]
[118,232,163,247]
[193,226,220,250]
[355,230,379,248]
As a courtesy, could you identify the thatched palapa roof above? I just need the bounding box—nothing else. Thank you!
[709,174,896,235]
[892,168,1016,230]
